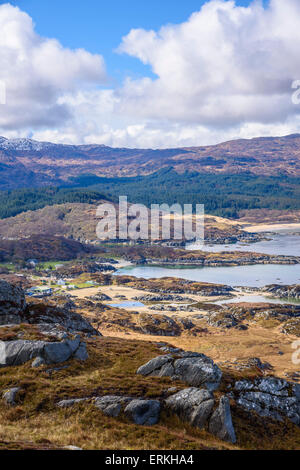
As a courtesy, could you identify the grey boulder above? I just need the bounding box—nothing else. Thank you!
[165,388,215,429]
[0,340,45,366]
[137,352,222,391]
[0,337,88,367]
[209,396,236,444]
[57,398,89,408]
[2,387,21,406]
[124,399,161,425]
[94,395,132,417]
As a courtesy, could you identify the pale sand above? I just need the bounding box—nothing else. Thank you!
[244,222,300,233]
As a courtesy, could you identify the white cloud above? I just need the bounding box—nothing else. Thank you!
[2,1,300,147]
[0,3,106,130]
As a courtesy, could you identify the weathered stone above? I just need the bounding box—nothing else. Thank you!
[208,396,236,444]
[165,388,214,429]
[31,356,45,368]
[57,398,89,408]
[94,396,132,417]
[0,280,26,325]
[0,339,45,366]
[137,352,222,391]
[26,301,100,336]
[234,376,300,425]
[2,387,21,406]
[43,338,80,364]
[124,399,161,425]
[73,342,88,361]
[0,337,88,367]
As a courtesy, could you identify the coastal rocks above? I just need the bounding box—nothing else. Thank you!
[208,396,236,444]
[149,304,196,313]
[133,294,194,303]
[88,292,112,302]
[137,313,195,336]
[234,377,300,425]
[138,313,181,336]
[137,352,222,391]
[2,387,21,406]
[124,399,161,426]
[165,388,214,429]
[206,312,239,329]
[0,337,88,367]
[0,280,26,325]
[261,284,300,299]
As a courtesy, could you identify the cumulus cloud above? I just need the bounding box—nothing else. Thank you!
[0,3,106,130]
[2,0,300,147]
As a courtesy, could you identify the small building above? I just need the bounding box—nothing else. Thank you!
[57,279,66,286]
[26,259,39,268]
[26,286,52,297]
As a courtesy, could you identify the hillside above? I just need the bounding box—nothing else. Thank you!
[0,202,250,244]
[2,134,300,190]
[0,235,94,262]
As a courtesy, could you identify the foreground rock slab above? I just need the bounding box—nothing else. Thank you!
[0,337,88,367]
[209,396,236,444]
[165,388,214,429]
[124,399,161,425]
[137,352,222,391]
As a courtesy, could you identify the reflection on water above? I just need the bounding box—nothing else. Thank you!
[215,294,300,306]
[116,263,300,287]
[108,301,145,308]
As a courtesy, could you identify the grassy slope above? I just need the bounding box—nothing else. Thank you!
[1,335,300,450]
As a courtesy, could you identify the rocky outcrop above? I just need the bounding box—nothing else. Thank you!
[233,377,300,425]
[0,280,100,337]
[137,352,222,391]
[165,388,214,429]
[25,300,100,336]
[94,395,132,417]
[124,399,161,425]
[57,398,89,408]
[165,388,236,443]
[57,394,161,426]
[149,304,196,313]
[208,396,236,444]
[133,294,194,303]
[0,336,88,367]
[261,284,300,299]
[0,280,26,325]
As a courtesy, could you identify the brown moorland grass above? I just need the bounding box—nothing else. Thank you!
[1,335,300,449]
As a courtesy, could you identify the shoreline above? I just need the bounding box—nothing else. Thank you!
[243,222,300,233]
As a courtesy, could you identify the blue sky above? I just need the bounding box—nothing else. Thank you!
[7,0,258,84]
[1,0,298,148]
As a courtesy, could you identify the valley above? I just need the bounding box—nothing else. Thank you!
[2,135,300,450]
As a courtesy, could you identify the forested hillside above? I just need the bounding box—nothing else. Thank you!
[1,169,300,219]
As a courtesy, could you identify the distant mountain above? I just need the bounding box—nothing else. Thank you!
[1,133,300,190]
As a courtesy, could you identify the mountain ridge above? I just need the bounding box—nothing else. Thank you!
[1,133,300,190]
